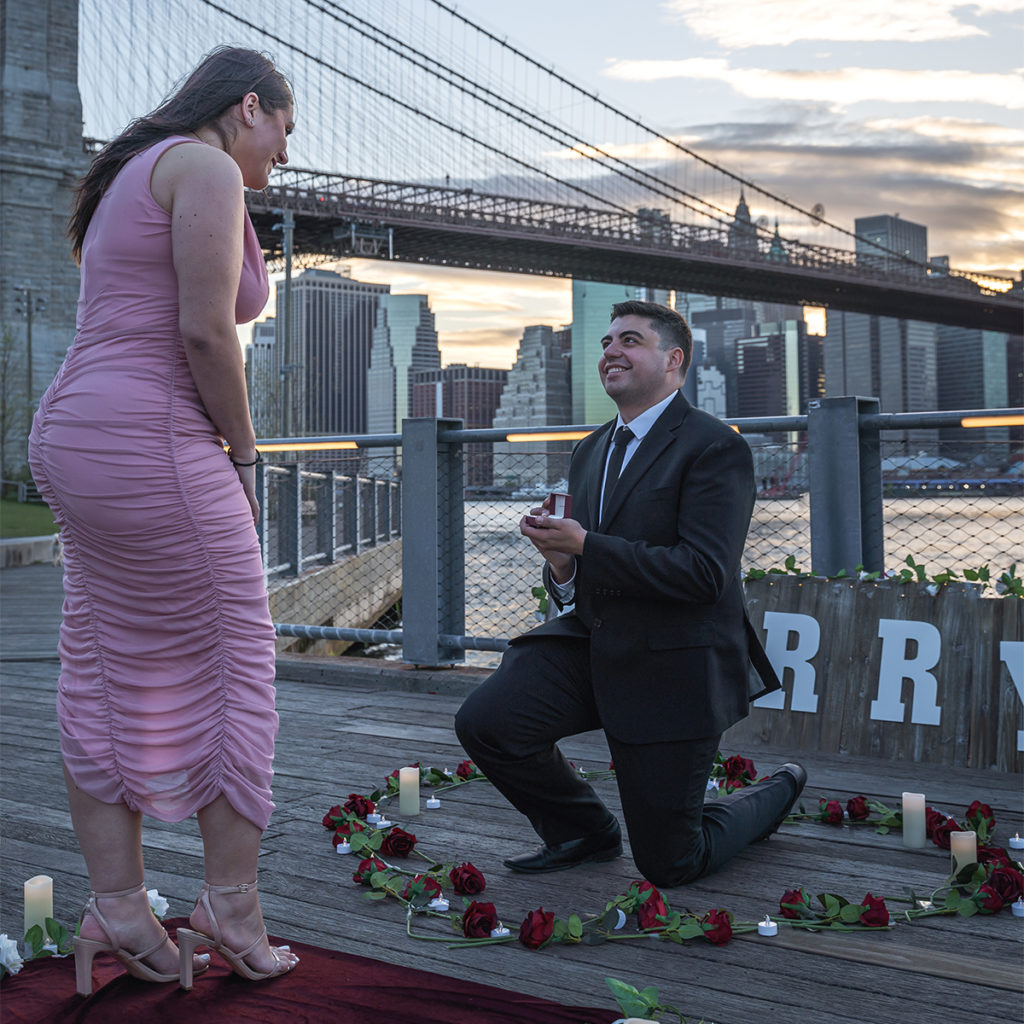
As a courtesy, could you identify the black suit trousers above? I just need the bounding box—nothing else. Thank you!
[455,634,798,887]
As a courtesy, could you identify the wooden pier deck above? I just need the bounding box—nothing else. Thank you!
[1,564,1022,1023]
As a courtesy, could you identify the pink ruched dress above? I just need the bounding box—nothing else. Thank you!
[28,136,278,831]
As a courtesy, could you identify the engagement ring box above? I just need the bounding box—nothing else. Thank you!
[525,491,572,526]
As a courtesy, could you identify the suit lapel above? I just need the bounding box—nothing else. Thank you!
[599,392,689,530]
[579,421,614,529]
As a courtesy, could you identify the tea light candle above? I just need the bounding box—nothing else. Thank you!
[489,925,510,938]
[1009,834,1024,851]
[757,915,778,936]
[366,812,381,825]
[24,875,53,937]
[1012,899,1024,918]
[950,830,977,875]
[399,766,420,815]
[428,897,450,912]
[613,909,627,930]
[426,796,441,809]
[901,792,926,848]
[335,839,351,855]
[376,818,393,829]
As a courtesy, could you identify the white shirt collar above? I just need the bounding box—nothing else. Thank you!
[615,389,679,442]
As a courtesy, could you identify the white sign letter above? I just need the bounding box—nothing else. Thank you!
[870,619,942,726]
[999,641,1024,752]
[754,611,821,712]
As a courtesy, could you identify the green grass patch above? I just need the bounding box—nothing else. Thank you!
[0,500,57,539]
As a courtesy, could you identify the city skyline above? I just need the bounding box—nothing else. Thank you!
[238,0,1020,370]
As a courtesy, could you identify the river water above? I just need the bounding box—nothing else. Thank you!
[459,495,1023,667]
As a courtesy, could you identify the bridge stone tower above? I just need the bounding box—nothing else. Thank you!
[0,0,86,476]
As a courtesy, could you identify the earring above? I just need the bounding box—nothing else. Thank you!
[248,118,255,127]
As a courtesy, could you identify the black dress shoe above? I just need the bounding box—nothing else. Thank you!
[504,821,622,873]
[756,762,808,841]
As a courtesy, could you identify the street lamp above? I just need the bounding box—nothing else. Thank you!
[13,286,46,407]
[272,209,295,437]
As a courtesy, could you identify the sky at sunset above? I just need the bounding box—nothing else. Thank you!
[224,0,1022,367]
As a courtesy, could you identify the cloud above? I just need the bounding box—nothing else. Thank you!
[603,58,1024,109]
[659,0,1024,48]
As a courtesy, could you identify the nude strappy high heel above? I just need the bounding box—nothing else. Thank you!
[73,883,180,997]
[177,880,297,989]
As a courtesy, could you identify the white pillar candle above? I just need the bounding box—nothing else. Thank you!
[24,875,53,937]
[399,766,420,815]
[901,792,926,848]
[950,830,977,876]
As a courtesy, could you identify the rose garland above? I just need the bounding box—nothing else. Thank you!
[321,758,1024,951]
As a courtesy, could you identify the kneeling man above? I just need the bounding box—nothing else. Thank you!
[455,300,804,886]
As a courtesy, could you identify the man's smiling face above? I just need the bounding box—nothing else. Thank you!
[598,314,683,418]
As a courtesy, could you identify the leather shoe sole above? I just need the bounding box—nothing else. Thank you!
[504,822,622,874]
[756,762,807,841]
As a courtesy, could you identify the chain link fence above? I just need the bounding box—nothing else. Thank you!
[261,415,1021,668]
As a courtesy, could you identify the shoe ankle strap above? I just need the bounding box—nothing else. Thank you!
[91,882,147,900]
[204,880,258,895]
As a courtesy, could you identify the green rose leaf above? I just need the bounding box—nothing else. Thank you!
[839,904,864,923]
[568,914,583,939]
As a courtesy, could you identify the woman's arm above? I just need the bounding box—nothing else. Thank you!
[157,144,261,519]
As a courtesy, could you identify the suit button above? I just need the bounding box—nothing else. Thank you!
[592,618,602,628]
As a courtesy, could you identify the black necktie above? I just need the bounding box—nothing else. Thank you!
[601,425,634,520]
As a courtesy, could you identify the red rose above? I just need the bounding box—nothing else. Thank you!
[986,866,1024,906]
[925,807,947,839]
[859,893,889,927]
[700,908,733,945]
[461,901,499,938]
[978,845,1012,868]
[722,755,756,788]
[456,760,476,780]
[636,881,669,931]
[352,857,387,885]
[518,907,555,950]
[402,874,443,902]
[333,819,365,840]
[779,887,811,919]
[322,805,344,829]
[381,826,417,857]
[965,801,995,839]
[819,799,844,825]
[449,862,486,895]
[846,795,870,820]
[973,883,1004,914]
[931,817,959,850]
[608,760,615,771]
[343,793,376,819]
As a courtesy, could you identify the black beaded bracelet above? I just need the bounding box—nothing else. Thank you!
[228,449,263,466]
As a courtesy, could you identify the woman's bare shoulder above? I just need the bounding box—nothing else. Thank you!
[151,140,242,212]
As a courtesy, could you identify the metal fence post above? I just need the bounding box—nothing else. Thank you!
[317,472,337,563]
[280,464,302,577]
[255,462,269,569]
[401,417,465,666]
[808,396,884,576]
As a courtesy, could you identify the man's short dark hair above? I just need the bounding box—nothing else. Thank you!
[610,300,692,378]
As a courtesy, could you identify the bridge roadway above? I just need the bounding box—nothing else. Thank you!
[246,169,1022,334]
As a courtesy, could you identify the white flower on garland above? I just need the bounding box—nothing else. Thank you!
[147,889,169,919]
[0,933,24,977]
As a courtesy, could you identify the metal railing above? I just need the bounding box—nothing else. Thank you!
[260,401,1022,667]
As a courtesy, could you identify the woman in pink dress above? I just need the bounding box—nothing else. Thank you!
[29,47,299,994]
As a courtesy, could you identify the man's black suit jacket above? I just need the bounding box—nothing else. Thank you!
[520,391,780,744]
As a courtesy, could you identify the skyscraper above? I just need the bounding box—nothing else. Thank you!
[493,325,573,490]
[855,214,927,273]
[246,317,279,438]
[570,281,636,423]
[281,269,389,435]
[366,294,441,434]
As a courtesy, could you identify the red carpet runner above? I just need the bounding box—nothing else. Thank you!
[0,919,614,1023]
